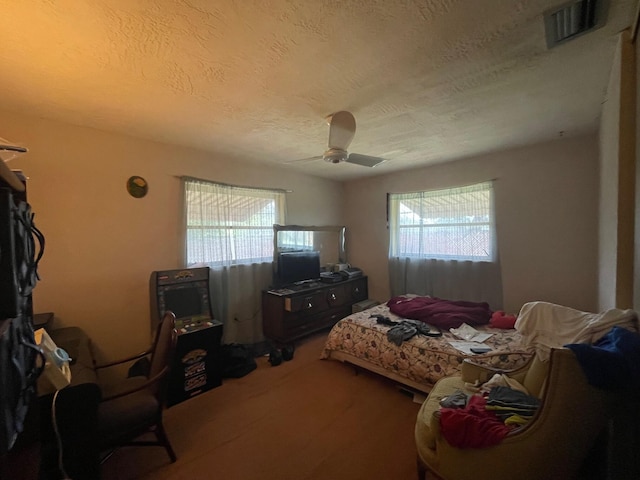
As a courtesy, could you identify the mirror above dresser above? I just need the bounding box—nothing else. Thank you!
[272,224,346,272]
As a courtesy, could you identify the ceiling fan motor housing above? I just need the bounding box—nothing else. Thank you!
[323,148,348,163]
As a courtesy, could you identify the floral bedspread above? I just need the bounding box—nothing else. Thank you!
[321,303,533,391]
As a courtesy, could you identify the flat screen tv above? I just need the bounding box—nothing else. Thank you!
[277,251,321,286]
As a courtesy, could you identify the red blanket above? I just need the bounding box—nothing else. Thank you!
[386,296,492,329]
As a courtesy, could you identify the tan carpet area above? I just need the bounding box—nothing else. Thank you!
[101,332,422,480]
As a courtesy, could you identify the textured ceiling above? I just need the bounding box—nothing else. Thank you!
[0,0,636,180]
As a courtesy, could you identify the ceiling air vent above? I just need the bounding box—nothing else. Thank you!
[544,0,608,48]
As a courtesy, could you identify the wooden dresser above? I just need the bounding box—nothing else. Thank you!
[262,276,368,344]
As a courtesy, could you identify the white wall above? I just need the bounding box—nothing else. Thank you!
[600,36,622,310]
[343,135,600,315]
[0,108,613,357]
[0,111,344,360]
[600,31,636,310]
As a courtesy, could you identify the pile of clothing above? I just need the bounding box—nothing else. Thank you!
[515,301,638,361]
[437,374,540,448]
[565,325,640,391]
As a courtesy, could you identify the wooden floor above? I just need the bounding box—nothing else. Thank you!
[101,332,422,480]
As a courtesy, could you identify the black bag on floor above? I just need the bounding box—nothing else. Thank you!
[220,343,257,378]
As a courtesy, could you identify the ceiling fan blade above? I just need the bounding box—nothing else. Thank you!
[328,111,356,151]
[285,155,323,164]
[346,153,387,168]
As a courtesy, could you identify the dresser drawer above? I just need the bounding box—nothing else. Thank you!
[349,278,368,302]
[283,306,351,339]
[326,286,348,307]
[262,277,368,344]
[284,291,327,314]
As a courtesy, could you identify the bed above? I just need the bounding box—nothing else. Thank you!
[321,299,533,393]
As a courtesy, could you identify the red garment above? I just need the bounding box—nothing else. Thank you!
[439,395,511,448]
[386,296,492,329]
[490,311,517,329]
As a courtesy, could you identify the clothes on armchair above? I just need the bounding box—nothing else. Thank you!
[565,326,640,391]
[439,389,470,409]
[485,386,540,421]
[438,381,540,448]
[478,373,529,395]
[439,395,511,448]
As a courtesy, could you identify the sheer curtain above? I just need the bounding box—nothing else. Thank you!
[388,257,503,309]
[388,182,503,309]
[182,178,285,347]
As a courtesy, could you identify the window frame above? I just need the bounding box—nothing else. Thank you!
[388,181,496,262]
[183,178,286,267]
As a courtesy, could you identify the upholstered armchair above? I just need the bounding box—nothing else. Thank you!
[95,311,178,464]
[415,348,613,480]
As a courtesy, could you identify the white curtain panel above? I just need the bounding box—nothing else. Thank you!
[182,178,285,345]
[388,181,503,309]
[388,257,503,310]
[183,179,285,266]
[209,263,273,345]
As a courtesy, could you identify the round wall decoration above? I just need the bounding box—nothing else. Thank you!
[127,176,148,198]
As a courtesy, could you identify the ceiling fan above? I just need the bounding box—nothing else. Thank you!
[293,111,387,168]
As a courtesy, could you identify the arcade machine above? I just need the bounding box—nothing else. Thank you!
[150,267,223,406]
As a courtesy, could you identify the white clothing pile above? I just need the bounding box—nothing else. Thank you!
[515,301,638,361]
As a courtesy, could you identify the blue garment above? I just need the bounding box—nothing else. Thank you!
[565,326,640,391]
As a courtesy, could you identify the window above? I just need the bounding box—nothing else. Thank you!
[183,178,286,266]
[388,182,495,261]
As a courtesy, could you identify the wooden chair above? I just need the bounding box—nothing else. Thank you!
[95,311,178,464]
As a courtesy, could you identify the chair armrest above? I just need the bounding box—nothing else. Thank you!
[461,355,534,384]
[100,366,168,402]
[94,349,152,369]
[460,359,503,384]
[428,410,443,444]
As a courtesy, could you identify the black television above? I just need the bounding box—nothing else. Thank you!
[277,251,321,286]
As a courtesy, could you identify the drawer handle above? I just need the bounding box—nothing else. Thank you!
[354,287,360,294]
[304,297,313,310]
[329,293,337,301]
